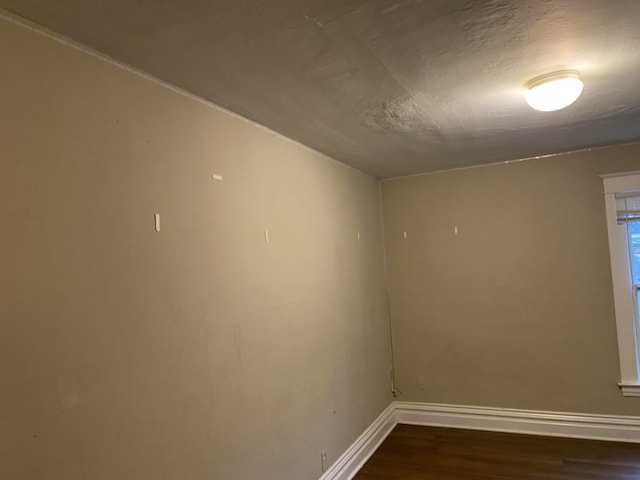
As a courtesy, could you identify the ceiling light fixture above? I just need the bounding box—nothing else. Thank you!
[525,71,584,112]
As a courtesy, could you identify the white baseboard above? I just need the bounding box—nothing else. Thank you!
[319,403,397,480]
[395,401,640,443]
[319,401,640,480]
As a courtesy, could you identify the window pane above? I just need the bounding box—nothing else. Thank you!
[628,221,640,285]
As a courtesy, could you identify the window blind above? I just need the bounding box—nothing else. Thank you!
[616,192,640,223]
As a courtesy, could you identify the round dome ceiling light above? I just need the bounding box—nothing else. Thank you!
[525,71,584,112]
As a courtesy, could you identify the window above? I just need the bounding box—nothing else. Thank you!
[603,171,640,397]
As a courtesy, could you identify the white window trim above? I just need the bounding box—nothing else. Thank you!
[602,171,640,397]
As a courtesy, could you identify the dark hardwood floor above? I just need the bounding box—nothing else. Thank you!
[353,424,640,479]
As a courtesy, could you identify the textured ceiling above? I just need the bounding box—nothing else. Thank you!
[3,0,640,178]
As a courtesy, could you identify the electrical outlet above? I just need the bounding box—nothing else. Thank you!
[417,376,426,390]
[321,450,328,473]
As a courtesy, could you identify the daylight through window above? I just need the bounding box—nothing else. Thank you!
[603,173,640,397]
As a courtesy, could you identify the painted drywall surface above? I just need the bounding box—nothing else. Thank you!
[383,143,640,416]
[0,18,392,480]
[3,2,640,178]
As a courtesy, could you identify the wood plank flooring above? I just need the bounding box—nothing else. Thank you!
[353,424,640,479]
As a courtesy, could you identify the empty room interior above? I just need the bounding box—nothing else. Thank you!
[5,1,640,479]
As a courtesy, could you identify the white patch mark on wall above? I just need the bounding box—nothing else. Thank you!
[302,13,325,28]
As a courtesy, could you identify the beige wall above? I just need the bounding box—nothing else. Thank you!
[0,17,392,480]
[383,143,640,416]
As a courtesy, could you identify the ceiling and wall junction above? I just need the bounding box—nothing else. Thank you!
[3,0,640,178]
